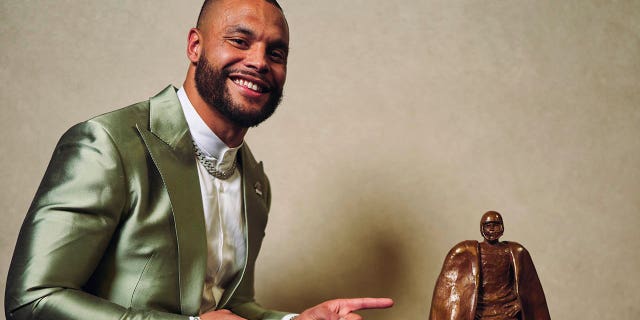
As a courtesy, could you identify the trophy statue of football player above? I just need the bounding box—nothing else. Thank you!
[428,211,550,320]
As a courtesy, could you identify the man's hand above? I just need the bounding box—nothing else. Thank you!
[296,298,394,320]
[200,309,247,320]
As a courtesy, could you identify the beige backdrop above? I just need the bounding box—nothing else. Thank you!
[2,1,639,319]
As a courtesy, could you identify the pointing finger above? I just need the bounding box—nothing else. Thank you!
[328,298,394,314]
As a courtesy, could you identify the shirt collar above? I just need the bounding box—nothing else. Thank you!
[177,87,242,170]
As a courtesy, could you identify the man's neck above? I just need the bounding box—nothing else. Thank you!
[183,80,247,148]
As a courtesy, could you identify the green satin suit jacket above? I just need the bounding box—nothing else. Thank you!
[5,86,288,320]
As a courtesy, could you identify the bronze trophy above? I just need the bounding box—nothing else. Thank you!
[428,211,550,320]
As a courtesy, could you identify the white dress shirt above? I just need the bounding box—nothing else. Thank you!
[178,87,297,320]
[178,87,245,313]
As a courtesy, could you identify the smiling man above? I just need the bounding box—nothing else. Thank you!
[5,1,393,319]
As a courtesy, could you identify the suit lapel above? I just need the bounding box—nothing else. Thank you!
[136,86,207,315]
[218,145,269,308]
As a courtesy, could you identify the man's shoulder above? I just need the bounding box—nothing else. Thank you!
[89,85,178,127]
[73,85,177,136]
[56,99,152,149]
[88,99,150,128]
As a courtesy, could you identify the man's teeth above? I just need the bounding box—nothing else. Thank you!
[234,79,262,92]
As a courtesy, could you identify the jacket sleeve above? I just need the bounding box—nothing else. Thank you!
[4,121,188,320]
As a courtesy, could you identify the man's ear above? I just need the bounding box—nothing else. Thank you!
[187,28,201,63]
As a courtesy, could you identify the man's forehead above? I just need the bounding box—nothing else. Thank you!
[204,0,288,34]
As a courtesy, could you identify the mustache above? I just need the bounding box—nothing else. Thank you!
[224,69,269,83]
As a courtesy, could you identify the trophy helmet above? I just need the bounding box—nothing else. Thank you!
[480,211,504,241]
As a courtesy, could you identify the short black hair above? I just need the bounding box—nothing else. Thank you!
[196,0,284,28]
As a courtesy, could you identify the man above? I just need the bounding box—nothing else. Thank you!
[4,1,393,319]
[428,211,550,320]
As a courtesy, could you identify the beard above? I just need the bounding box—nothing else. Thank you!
[194,54,283,128]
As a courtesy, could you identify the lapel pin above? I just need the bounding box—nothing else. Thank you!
[254,182,263,198]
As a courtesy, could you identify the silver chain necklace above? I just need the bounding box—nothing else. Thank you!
[192,141,237,180]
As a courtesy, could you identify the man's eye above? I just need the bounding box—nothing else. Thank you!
[269,50,286,63]
[229,38,248,47]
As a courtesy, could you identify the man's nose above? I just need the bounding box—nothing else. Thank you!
[244,46,269,74]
